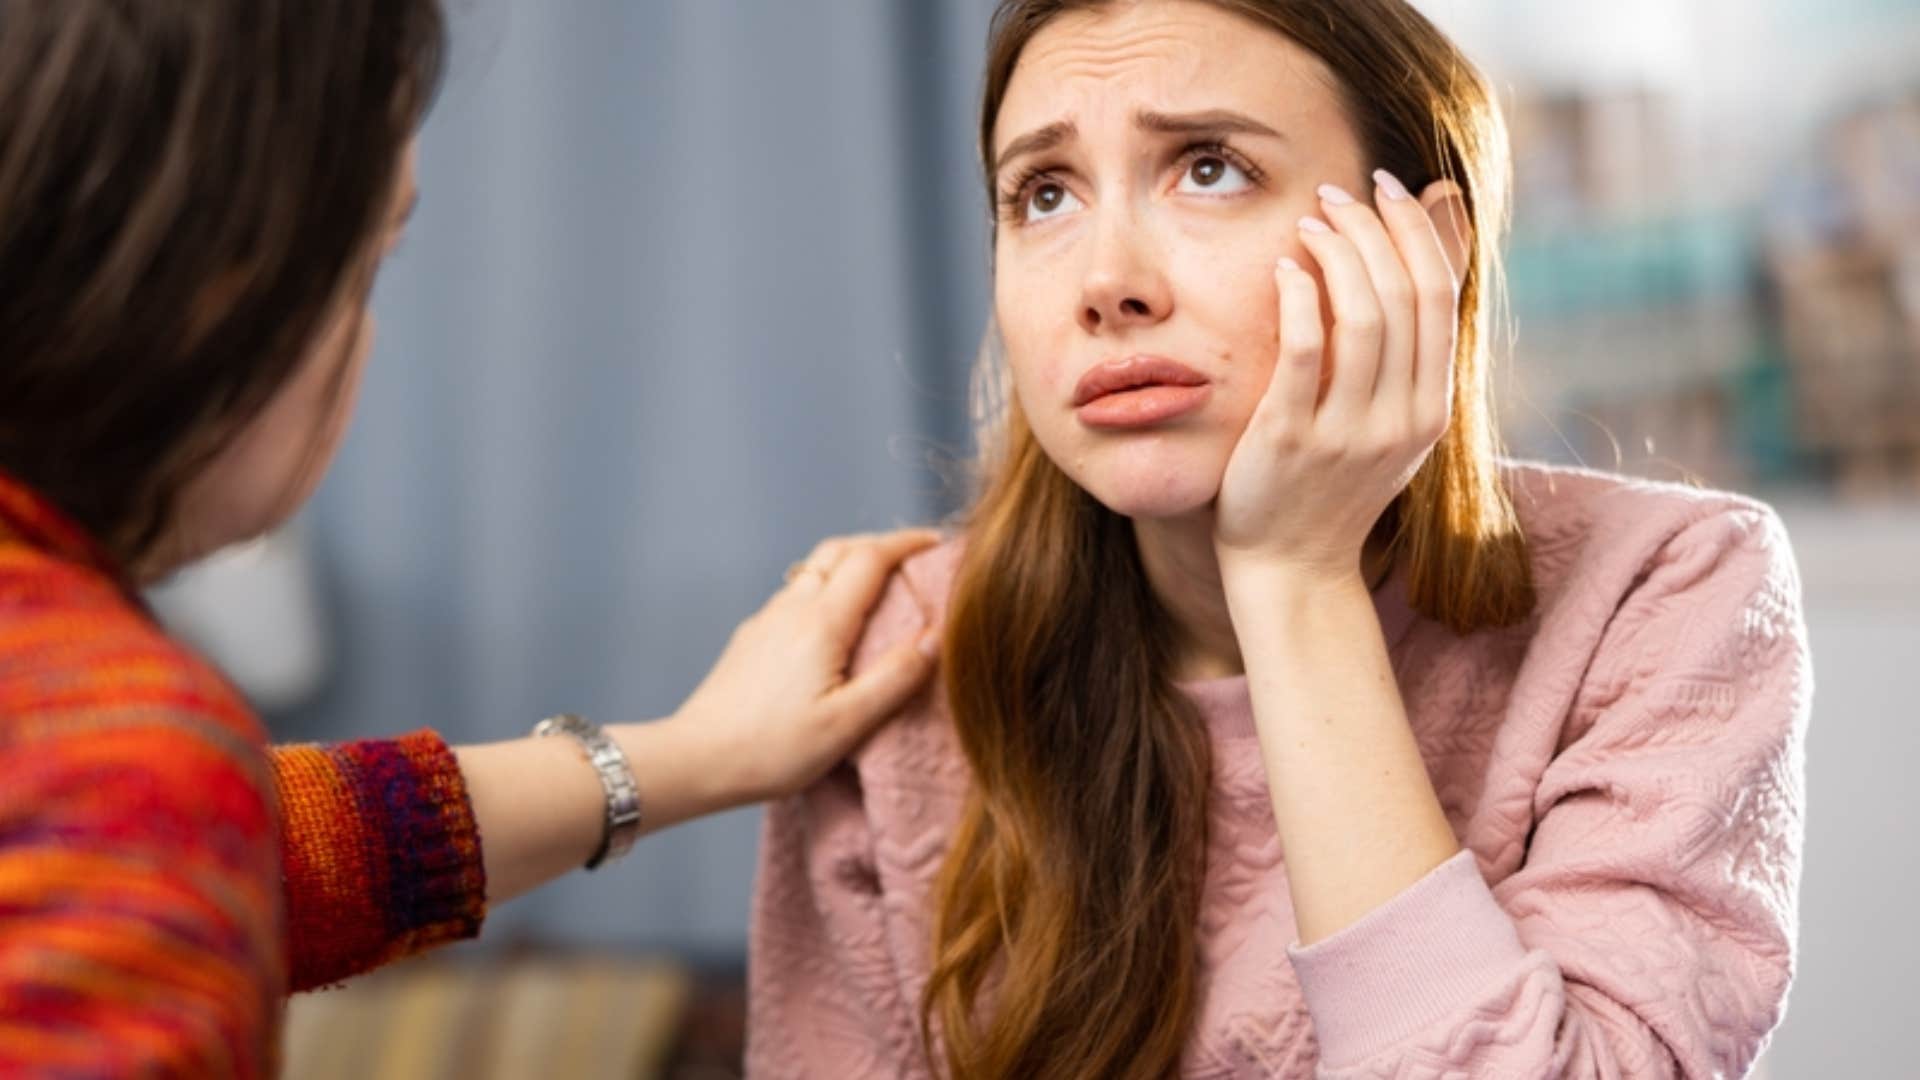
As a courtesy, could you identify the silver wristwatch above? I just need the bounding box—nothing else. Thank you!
[531,713,643,870]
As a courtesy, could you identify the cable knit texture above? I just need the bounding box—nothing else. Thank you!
[747,462,1810,1078]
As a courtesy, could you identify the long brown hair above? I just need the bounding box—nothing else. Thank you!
[0,0,445,564]
[925,2,1536,1076]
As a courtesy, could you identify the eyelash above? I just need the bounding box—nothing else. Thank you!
[995,140,1269,223]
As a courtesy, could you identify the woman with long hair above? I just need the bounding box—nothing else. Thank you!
[748,1,1810,1076]
[0,2,942,1075]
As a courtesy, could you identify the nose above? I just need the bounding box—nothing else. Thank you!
[1076,208,1171,336]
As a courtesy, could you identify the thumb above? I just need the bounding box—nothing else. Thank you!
[820,633,939,743]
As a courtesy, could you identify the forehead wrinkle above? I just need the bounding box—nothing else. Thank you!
[1001,36,1216,159]
[1017,1,1263,83]
[1025,28,1204,86]
[1005,9,1321,128]
[997,2,1362,180]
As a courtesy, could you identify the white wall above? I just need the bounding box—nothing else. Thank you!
[1763,501,1920,1078]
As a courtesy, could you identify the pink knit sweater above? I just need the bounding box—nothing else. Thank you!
[748,463,1810,1078]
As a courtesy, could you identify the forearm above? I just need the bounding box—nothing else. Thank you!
[452,715,733,904]
[1225,566,1458,945]
[452,530,941,906]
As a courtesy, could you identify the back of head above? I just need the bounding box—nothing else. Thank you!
[0,0,444,564]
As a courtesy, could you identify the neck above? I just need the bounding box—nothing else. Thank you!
[1133,509,1394,682]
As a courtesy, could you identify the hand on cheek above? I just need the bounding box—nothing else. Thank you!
[1213,170,1464,583]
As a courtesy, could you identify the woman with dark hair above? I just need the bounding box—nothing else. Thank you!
[0,2,938,1075]
[748,1,1811,1077]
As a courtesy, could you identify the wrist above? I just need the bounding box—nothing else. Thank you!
[1219,554,1366,603]
[532,714,644,869]
[609,711,739,831]
[1222,559,1373,645]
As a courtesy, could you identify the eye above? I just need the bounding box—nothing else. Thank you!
[1026,179,1084,222]
[1176,153,1253,195]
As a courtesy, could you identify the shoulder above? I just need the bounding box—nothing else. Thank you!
[1500,460,1797,616]
[842,536,972,792]
[759,538,969,892]
[848,536,967,672]
[0,548,278,915]
[1492,463,1806,733]
[0,542,265,759]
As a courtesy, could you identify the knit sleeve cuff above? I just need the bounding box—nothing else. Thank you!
[274,730,487,990]
[1286,849,1531,1067]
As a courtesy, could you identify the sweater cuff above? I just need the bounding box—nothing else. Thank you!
[1287,849,1530,1067]
[275,730,488,989]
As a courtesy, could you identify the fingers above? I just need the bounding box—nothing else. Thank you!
[1372,171,1462,437]
[1293,209,1384,429]
[1251,255,1326,443]
[1293,174,1462,447]
[757,526,939,671]
[783,527,937,591]
[784,536,853,590]
[818,634,939,747]
[860,527,943,566]
[813,528,939,639]
[1311,181,1416,420]
[800,528,941,756]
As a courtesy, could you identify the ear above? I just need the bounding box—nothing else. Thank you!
[1418,180,1473,283]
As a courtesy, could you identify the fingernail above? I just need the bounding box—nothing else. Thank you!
[1298,215,1333,234]
[1277,256,1302,272]
[1373,169,1412,201]
[916,629,941,659]
[1316,183,1356,206]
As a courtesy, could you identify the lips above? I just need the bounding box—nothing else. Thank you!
[1072,355,1212,429]
[1072,355,1209,407]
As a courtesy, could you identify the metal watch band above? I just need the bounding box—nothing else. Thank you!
[531,713,643,870]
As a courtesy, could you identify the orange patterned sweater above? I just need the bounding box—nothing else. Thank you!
[0,469,487,1077]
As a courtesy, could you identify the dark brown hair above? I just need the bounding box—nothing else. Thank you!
[925,2,1536,1077]
[0,0,445,563]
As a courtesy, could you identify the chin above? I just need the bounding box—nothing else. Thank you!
[1068,442,1225,521]
[1094,488,1217,520]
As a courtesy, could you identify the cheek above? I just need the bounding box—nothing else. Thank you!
[994,272,1078,409]
[1177,255,1285,426]
[189,311,367,542]
[314,315,373,459]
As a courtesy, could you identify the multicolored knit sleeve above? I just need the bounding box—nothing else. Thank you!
[271,731,487,991]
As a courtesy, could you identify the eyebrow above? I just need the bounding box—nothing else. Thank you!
[992,121,1077,180]
[1136,108,1282,140]
[992,108,1284,179]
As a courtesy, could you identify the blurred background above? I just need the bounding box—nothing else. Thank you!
[146,1,1918,1076]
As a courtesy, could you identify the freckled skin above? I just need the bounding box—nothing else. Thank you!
[992,0,1371,520]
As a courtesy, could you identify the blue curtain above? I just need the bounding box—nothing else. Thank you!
[286,0,994,951]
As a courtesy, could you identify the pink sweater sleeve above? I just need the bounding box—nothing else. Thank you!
[1289,504,1809,1078]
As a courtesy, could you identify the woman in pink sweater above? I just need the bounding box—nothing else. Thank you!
[749,1,1809,1077]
